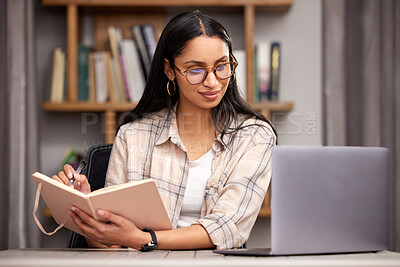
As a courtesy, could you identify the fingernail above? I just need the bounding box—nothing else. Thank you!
[98,209,105,216]
[74,173,80,180]
[71,206,76,212]
[67,172,72,179]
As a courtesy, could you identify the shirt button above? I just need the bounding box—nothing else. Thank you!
[216,152,221,157]
[211,182,217,187]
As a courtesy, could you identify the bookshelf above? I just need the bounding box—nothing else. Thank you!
[42,0,294,217]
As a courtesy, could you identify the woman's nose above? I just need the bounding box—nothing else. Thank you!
[202,70,218,87]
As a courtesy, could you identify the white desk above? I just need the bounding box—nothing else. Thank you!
[1,249,400,267]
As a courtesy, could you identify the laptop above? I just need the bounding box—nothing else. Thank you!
[214,146,390,256]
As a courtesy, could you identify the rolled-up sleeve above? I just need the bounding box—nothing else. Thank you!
[105,126,128,187]
[194,124,276,249]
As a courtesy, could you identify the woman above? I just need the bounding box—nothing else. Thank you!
[54,10,276,250]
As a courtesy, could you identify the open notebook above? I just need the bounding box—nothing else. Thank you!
[32,172,172,236]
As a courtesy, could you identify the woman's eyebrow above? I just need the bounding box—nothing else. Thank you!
[184,55,229,65]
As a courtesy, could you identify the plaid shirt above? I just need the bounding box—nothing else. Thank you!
[105,108,276,249]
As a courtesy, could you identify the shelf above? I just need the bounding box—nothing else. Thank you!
[43,101,136,144]
[258,208,271,218]
[258,187,271,217]
[250,101,294,119]
[43,0,293,11]
[43,101,293,116]
[43,101,136,112]
[251,101,294,112]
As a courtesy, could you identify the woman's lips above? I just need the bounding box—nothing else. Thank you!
[199,91,220,100]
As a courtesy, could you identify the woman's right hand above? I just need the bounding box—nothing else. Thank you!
[52,164,91,194]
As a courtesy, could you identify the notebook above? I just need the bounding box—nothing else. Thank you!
[32,172,172,236]
[214,146,390,256]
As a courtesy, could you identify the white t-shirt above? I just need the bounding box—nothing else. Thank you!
[177,149,215,228]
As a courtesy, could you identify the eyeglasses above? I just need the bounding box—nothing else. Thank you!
[174,58,238,85]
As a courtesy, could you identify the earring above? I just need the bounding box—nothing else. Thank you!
[229,73,236,85]
[167,80,176,96]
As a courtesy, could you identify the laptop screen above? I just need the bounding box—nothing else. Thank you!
[271,146,389,255]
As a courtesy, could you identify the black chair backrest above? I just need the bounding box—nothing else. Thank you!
[67,144,113,248]
[85,143,113,191]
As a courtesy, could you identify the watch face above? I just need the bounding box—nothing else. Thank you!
[142,242,158,252]
[141,229,158,252]
[141,246,152,252]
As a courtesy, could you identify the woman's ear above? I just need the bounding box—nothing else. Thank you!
[164,59,175,81]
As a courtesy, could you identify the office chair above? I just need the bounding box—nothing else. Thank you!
[67,143,113,248]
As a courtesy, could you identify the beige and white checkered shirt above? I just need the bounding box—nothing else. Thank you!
[105,108,276,249]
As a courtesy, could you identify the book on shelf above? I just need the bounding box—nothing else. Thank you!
[253,50,259,102]
[92,51,122,103]
[63,63,68,101]
[78,45,90,101]
[233,49,246,99]
[93,52,109,103]
[256,42,271,102]
[49,47,58,102]
[268,42,281,101]
[48,24,157,105]
[88,52,96,102]
[105,52,117,103]
[50,47,66,103]
[109,57,122,102]
[59,49,66,102]
[113,27,132,102]
[108,26,126,102]
[32,172,172,237]
[120,39,146,103]
[118,53,131,101]
[141,24,157,62]
[105,24,156,103]
[131,24,151,79]
[253,41,281,102]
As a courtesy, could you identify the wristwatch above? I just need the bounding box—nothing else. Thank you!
[141,228,158,252]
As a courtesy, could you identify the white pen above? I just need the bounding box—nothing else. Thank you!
[68,160,87,187]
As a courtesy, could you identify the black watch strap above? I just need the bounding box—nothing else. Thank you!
[141,228,158,252]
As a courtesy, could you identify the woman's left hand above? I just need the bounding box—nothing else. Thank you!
[69,206,149,250]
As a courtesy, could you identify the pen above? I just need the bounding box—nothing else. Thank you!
[68,160,87,187]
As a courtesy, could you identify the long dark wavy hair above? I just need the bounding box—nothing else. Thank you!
[121,10,277,146]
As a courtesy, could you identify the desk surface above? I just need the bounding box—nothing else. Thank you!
[1,249,400,267]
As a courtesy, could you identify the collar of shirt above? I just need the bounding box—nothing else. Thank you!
[153,103,230,153]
